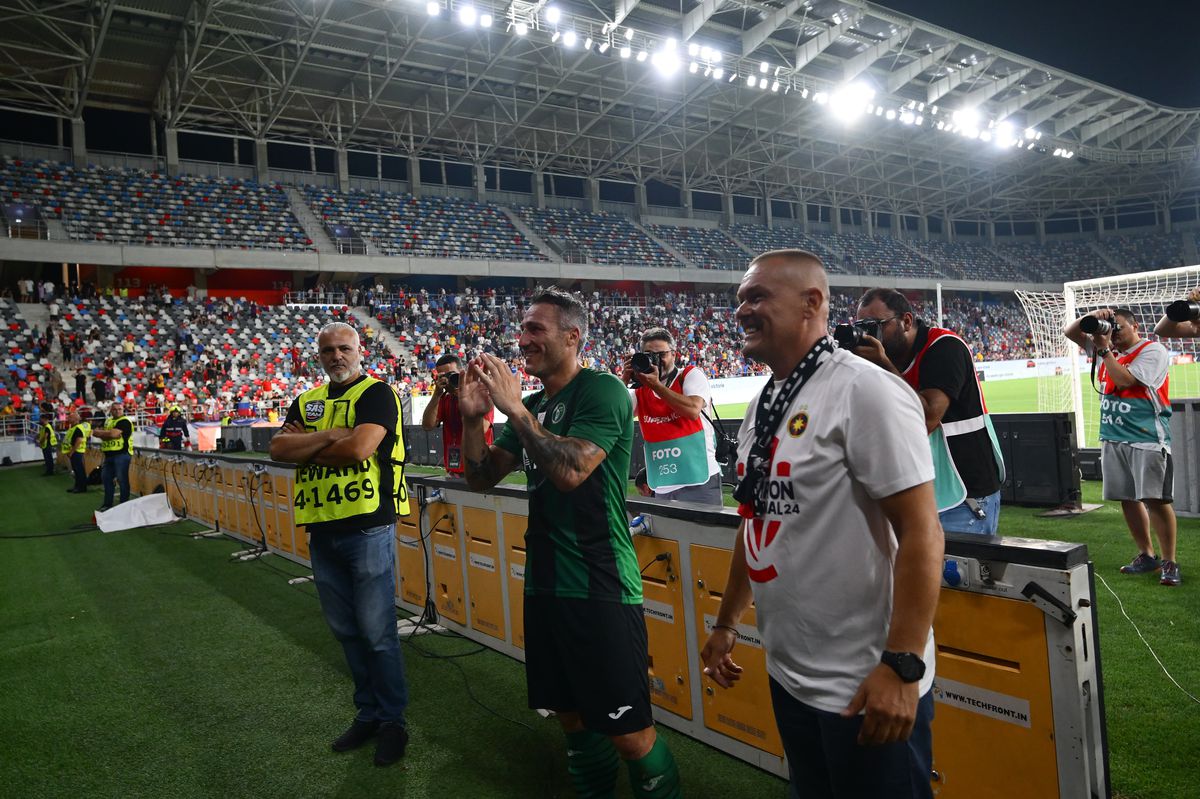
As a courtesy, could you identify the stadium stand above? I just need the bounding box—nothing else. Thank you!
[0,157,313,250]
[1097,231,1185,272]
[903,239,1028,281]
[994,239,1114,282]
[0,299,56,433]
[518,207,680,267]
[817,232,942,278]
[302,187,546,260]
[644,224,749,270]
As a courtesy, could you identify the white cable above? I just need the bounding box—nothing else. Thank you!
[1096,572,1200,705]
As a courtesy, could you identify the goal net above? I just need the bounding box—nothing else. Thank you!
[1017,264,1200,449]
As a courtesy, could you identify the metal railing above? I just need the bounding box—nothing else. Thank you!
[283,291,347,306]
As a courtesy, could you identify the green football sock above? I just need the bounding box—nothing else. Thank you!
[565,729,619,799]
[626,735,681,799]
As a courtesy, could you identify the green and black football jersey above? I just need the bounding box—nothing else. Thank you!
[495,368,640,604]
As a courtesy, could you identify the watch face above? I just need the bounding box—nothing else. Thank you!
[885,651,926,682]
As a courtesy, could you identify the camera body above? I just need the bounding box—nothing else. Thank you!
[631,351,663,374]
[445,371,460,390]
[832,318,881,349]
[1079,315,1121,336]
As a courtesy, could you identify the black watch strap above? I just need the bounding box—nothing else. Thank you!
[881,650,926,683]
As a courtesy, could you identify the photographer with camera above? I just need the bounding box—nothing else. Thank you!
[422,353,492,477]
[622,328,724,507]
[1067,308,1179,586]
[839,288,1005,535]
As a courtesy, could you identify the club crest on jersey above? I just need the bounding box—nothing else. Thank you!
[787,411,809,437]
[551,403,566,424]
[304,400,326,422]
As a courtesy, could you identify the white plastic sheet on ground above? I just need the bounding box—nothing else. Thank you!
[95,494,179,533]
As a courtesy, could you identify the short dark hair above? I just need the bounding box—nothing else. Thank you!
[750,248,824,269]
[530,285,588,351]
[435,354,462,368]
[1113,308,1137,324]
[641,327,675,349]
[858,288,913,317]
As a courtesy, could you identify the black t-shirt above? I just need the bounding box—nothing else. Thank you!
[104,418,133,459]
[912,323,1001,497]
[284,376,400,534]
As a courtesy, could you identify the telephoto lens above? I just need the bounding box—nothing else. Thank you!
[1079,315,1113,336]
[1166,300,1200,323]
[446,372,460,389]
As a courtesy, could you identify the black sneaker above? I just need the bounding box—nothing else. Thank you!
[331,719,379,752]
[97,506,113,512]
[373,723,409,767]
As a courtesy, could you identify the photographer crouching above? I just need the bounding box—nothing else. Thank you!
[1067,307,1178,587]
[838,289,1005,535]
[623,328,724,507]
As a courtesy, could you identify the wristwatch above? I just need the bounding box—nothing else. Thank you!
[1095,347,1111,358]
[881,650,926,683]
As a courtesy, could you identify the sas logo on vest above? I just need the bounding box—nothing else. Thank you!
[787,412,809,437]
[305,400,326,422]
[551,404,566,424]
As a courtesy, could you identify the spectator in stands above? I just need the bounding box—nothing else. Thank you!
[624,327,723,506]
[270,322,412,768]
[158,406,190,450]
[421,354,492,477]
[1066,308,1178,587]
[64,409,90,494]
[37,402,57,476]
[460,287,682,799]
[92,400,134,512]
[850,288,1005,536]
[700,250,942,799]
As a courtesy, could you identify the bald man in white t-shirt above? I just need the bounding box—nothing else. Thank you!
[701,249,944,799]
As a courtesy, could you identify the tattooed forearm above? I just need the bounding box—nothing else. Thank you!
[465,449,506,491]
[510,411,603,491]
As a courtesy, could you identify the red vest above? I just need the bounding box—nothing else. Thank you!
[902,327,989,413]
[634,365,704,443]
[439,394,493,474]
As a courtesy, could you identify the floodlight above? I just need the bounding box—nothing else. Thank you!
[1024,127,1037,139]
[689,61,699,73]
[936,120,945,130]
[562,30,576,47]
[759,61,769,73]
[652,48,681,76]
[544,6,561,24]
[636,49,648,61]
[598,41,610,53]
[951,107,980,131]
[885,109,896,120]
[800,87,809,98]
[713,67,724,80]
[832,12,842,24]
[480,13,492,27]
[551,31,560,42]
[828,82,875,122]
[915,115,923,126]
[746,74,756,87]
[689,43,700,57]
[584,37,592,49]
[728,71,738,82]
[620,45,631,58]
[515,22,528,35]
[994,121,1015,147]
[813,91,828,105]
[426,1,439,16]
[875,106,883,116]
[771,80,780,92]
[625,27,634,40]
[458,5,477,26]
[979,130,992,142]
[712,52,722,63]
[665,38,677,51]
[899,111,914,125]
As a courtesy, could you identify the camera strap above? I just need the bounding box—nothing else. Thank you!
[733,336,834,518]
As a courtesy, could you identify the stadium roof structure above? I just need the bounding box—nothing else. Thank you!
[2,0,1198,223]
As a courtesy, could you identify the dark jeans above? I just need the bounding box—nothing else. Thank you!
[70,452,87,491]
[770,677,934,799]
[101,452,131,506]
[309,524,409,726]
[42,446,55,475]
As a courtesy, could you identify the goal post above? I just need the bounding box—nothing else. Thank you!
[1017,264,1200,449]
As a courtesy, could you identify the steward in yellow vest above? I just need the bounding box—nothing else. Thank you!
[64,410,91,493]
[93,401,136,509]
[38,405,58,476]
[269,322,411,762]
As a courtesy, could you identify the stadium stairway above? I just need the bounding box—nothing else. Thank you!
[345,305,412,365]
[283,187,335,252]
[895,238,958,279]
[631,219,691,267]
[1184,233,1200,265]
[1086,239,1125,274]
[498,208,560,262]
[42,214,68,242]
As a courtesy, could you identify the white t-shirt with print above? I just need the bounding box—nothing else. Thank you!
[736,346,936,712]
[631,366,721,494]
